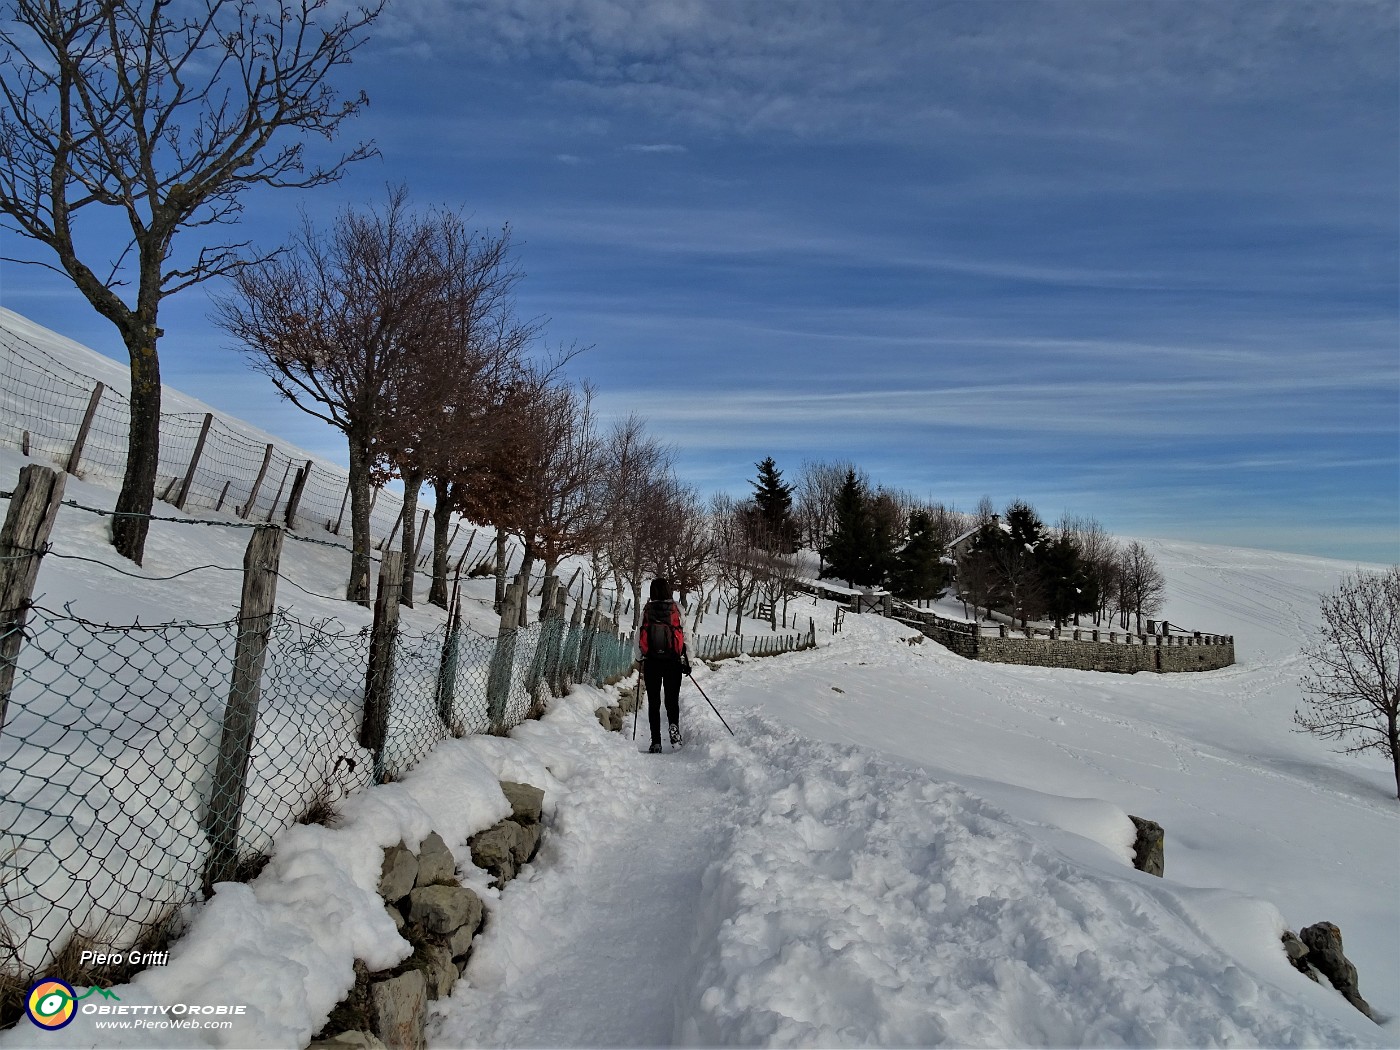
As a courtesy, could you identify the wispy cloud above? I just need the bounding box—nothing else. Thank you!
[385,1,1397,143]
[622,143,687,154]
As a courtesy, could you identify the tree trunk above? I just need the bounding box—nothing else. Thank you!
[631,579,643,631]
[345,440,373,605]
[428,477,452,609]
[399,468,424,608]
[1389,704,1398,800]
[111,324,162,564]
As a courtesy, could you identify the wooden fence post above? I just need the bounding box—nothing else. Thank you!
[486,577,524,731]
[65,383,104,476]
[412,508,430,567]
[175,413,214,510]
[283,460,312,529]
[361,551,404,777]
[376,507,402,552]
[436,586,463,733]
[239,443,274,518]
[527,575,559,697]
[331,482,351,534]
[0,465,66,734]
[203,525,283,890]
[264,461,294,523]
[215,480,232,512]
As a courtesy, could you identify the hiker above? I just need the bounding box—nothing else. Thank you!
[635,577,690,753]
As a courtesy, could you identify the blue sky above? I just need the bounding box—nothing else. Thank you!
[2,0,1397,562]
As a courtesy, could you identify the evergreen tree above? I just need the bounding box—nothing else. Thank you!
[1038,534,1091,627]
[822,469,870,587]
[749,456,796,551]
[891,509,950,600]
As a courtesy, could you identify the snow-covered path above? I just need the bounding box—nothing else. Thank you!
[426,640,1386,1048]
[432,702,738,1048]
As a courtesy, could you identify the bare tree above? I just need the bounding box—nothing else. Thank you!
[710,492,762,635]
[649,481,712,606]
[1062,514,1120,627]
[1117,541,1165,633]
[421,313,541,610]
[596,415,672,629]
[214,187,448,603]
[0,0,380,563]
[794,459,860,567]
[1297,567,1400,798]
[508,381,603,623]
[375,223,527,607]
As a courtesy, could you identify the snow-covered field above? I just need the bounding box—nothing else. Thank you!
[0,313,1396,1048]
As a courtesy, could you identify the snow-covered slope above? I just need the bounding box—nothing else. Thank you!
[0,310,1394,1047]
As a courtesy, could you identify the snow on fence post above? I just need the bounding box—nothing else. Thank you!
[486,576,524,732]
[283,460,312,529]
[239,443,274,519]
[361,550,404,779]
[0,465,65,734]
[175,413,214,510]
[203,524,283,891]
[65,382,104,476]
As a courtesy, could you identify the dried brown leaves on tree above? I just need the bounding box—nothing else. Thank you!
[214,187,452,603]
[0,0,381,563]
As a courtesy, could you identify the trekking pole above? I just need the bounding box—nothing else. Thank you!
[685,670,735,736]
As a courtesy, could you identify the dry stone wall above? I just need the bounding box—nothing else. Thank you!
[896,608,1234,674]
[309,780,547,1050]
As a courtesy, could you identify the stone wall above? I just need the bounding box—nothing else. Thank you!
[310,780,547,1050]
[896,607,1235,674]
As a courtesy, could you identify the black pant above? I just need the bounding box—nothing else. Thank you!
[643,658,682,743]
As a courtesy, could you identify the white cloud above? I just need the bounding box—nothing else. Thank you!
[383,1,1397,142]
[622,143,688,154]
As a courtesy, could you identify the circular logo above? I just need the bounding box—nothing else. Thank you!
[26,979,77,1030]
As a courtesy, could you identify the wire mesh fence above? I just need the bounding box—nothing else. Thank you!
[0,325,637,616]
[0,598,634,980]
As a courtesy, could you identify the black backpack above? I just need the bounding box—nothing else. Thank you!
[643,599,679,658]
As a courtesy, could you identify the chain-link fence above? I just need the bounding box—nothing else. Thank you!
[0,599,633,981]
[0,323,641,625]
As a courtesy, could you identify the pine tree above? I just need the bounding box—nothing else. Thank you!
[892,510,949,600]
[749,456,795,551]
[1039,534,1091,627]
[822,469,869,587]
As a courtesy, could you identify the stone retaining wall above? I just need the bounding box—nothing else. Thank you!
[896,608,1235,674]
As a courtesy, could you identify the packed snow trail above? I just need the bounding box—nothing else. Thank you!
[428,657,1381,1048]
[431,704,737,1048]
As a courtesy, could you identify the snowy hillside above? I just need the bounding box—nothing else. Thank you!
[0,314,1395,1048]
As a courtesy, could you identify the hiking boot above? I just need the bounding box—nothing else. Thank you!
[647,740,662,754]
[669,724,683,749]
